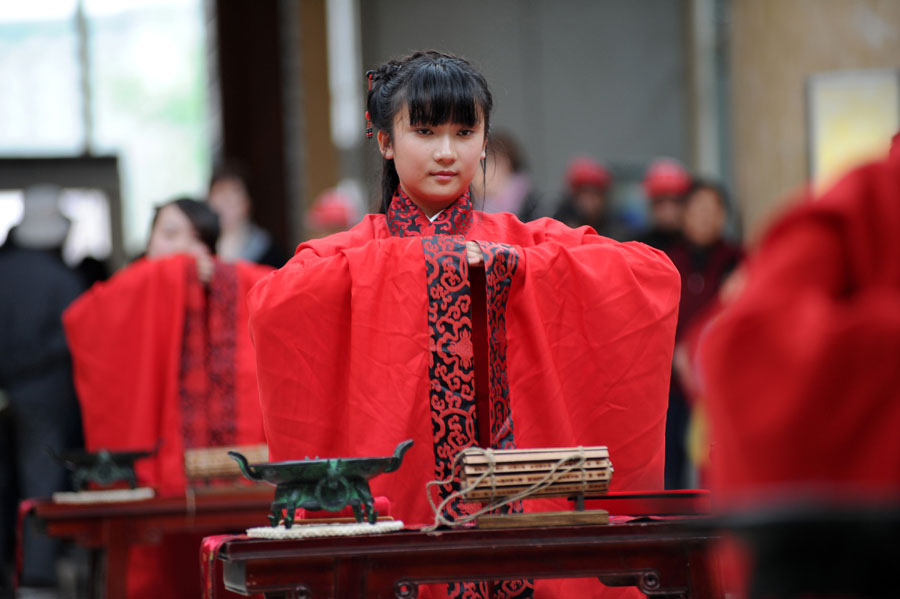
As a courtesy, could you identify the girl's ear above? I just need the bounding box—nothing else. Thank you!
[377,130,394,159]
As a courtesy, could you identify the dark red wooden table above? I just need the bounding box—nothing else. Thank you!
[215,517,724,598]
[26,489,274,598]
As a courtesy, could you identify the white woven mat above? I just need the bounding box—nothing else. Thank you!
[52,487,155,504]
[246,520,404,539]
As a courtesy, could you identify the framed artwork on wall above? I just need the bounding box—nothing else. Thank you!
[807,68,900,192]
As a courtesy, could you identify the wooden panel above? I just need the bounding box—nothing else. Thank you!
[299,0,339,210]
[731,0,900,239]
[214,0,289,250]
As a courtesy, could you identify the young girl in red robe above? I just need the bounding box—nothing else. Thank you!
[249,51,681,599]
[64,198,271,598]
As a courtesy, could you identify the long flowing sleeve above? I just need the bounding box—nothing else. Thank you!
[496,219,681,491]
[476,217,681,599]
[248,226,441,522]
[63,256,188,492]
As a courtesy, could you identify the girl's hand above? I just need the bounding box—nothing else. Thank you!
[466,241,484,266]
[193,245,215,283]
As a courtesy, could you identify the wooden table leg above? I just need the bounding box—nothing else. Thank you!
[102,523,131,599]
[334,557,366,597]
[87,547,103,599]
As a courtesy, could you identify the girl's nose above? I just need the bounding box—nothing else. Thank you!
[434,134,455,162]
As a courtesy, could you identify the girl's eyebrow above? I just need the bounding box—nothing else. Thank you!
[408,118,483,127]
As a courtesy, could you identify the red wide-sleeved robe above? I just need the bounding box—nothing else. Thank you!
[63,254,271,598]
[698,156,900,505]
[249,191,680,599]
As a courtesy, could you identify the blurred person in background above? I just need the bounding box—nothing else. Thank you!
[63,197,271,598]
[638,158,693,253]
[553,156,630,240]
[471,130,540,221]
[698,141,900,597]
[0,185,85,598]
[145,196,218,280]
[664,180,743,489]
[207,164,287,268]
[306,187,362,239]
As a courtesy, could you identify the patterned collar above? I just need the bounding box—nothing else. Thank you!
[386,187,473,237]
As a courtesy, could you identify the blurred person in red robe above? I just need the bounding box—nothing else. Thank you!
[249,51,681,599]
[698,146,900,597]
[63,197,271,598]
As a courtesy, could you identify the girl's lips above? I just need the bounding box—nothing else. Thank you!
[431,171,457,183]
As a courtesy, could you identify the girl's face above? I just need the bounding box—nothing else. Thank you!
[147,204,207,259]
[378,106,486,217]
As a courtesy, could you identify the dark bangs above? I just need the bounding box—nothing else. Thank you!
[399,61,491,131]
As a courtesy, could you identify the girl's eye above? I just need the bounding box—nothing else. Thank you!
[458,129,474,137]
[416,128,432,135]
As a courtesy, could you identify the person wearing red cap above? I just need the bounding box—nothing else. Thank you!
[553,156,629,239]
[638,158,693,252]
[306,187,362,238]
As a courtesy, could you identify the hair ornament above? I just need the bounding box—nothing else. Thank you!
[365,70,375,139]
